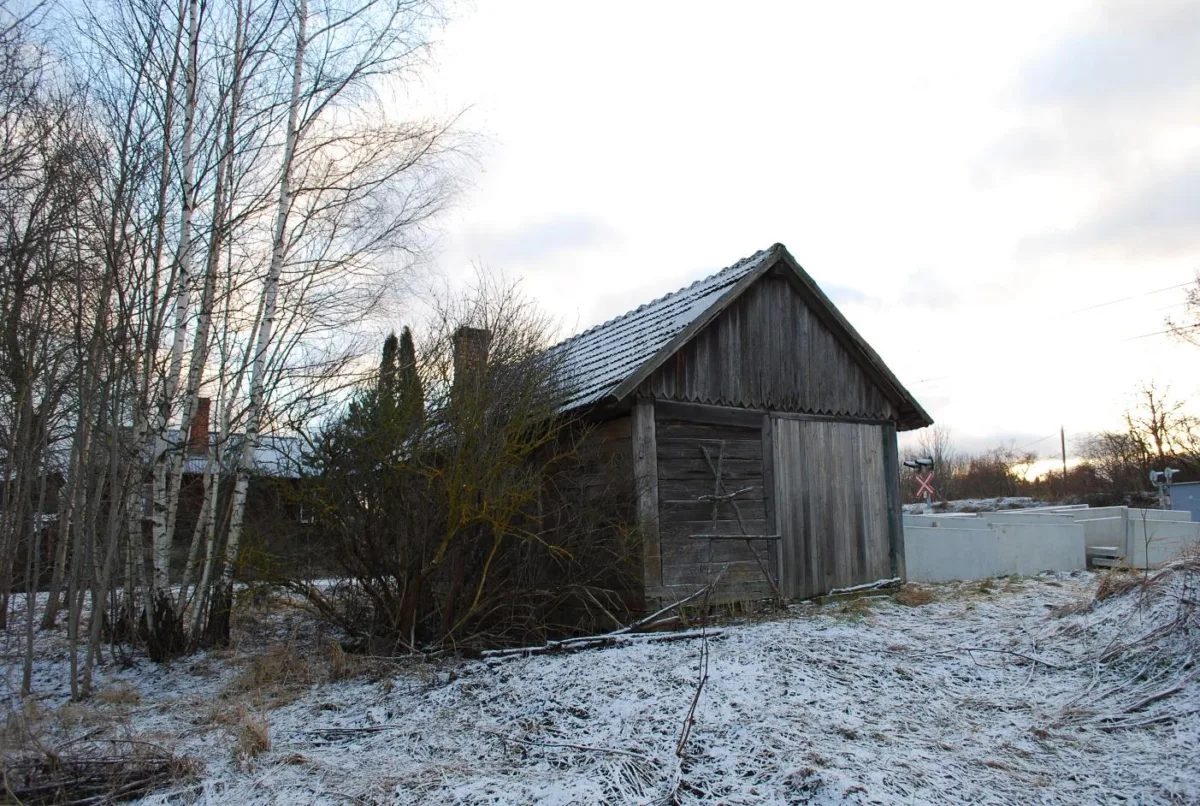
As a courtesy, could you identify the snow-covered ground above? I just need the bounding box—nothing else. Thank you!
[902,496,1046,514]
[4,567,1199,805]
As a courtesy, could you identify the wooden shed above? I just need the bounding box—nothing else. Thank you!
[553,243,933,606]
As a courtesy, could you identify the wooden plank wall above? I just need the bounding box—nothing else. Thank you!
[773,417,892,599]
[651,410,776,603]
[541,414,641,600]
[640,272,897,421]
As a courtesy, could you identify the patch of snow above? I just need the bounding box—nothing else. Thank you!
[6,572,1199,804]
[904,496,1049,515]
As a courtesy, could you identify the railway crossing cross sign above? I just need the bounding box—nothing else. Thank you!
[915,473,935,498]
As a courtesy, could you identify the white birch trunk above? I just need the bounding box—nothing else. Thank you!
[150,0,202,598]
[218,0,307,611]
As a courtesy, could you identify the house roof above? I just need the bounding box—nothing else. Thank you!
[162,431,305,479]
[551,243,933,430]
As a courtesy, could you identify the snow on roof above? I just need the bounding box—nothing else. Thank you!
[165,431,305,479]
[550,247,776,410]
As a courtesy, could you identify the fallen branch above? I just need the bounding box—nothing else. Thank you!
[482,581,726,661]
[2,740,195,806]
[480,729,651,761]
[482,628,725,662]
[828,577,902,597]
[931,646,1066,669]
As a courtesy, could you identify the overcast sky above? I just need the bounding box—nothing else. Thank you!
[409,0,1199,464]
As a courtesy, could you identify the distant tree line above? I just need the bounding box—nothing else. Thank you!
[901,383,1199,506]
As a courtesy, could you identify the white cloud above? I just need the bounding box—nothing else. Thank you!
[404,0,1200,446]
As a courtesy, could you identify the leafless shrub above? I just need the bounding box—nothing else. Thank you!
[294,278,640,653]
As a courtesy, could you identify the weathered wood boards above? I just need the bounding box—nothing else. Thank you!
[639,272,897,421]
[772,418,893,600]
[652,413,776,601]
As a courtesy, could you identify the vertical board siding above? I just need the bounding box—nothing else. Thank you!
[652,414,774,601]
[773,417,892,599]
[641,273,897,420]
[632,400,662,589]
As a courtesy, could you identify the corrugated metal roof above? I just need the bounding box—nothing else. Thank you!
[551,247,775,410]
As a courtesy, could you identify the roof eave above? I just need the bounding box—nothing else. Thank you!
[602,243,787,405]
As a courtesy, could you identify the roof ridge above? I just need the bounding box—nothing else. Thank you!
[552,245,774,350]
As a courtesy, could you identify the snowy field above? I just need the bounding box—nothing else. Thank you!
[3,565,1199,805]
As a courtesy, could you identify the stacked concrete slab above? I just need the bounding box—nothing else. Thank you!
[903,505,1200,582]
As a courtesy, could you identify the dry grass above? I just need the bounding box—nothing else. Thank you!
[893,585,935,607]
[232,706,271,765]
[2,700,198,805]
[96,683,142,706]
[227,641,314,702]
[835,598,873,620]
[1095,568,1144,602]
[1049,598,1093,619]
[1,700,43,755]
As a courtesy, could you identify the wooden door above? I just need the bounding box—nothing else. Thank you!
[772,417,894,599]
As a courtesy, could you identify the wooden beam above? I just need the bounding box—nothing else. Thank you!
[632,397,662,588]
[770,411,893,427]
[689,534,781,540]
[655,399,766,429]
[882,422,906,580]
[761,413,780,590]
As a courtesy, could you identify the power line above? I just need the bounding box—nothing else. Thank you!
[1123,323,1200,341]
[1016,433,1057,450]
[1070,280,1194,314]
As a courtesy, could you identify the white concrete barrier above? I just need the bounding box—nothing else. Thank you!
[904,521,1086,582]
[980,512,1080,526]
[903,505,1199,580]
[905,527,1007,582]
[1126,519,1200,567]
[989,522,1086,576]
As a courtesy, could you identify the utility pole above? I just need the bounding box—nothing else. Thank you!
[1060,426,1067,479]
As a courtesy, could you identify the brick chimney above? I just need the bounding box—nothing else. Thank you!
[452,326,491,392]
[188,397,210,455]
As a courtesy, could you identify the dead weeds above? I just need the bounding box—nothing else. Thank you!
[96,683,142,706]
[835,599,873,620]
[892,585,935,607]
[232,705,271,766]
[1095,568,1144,602]
[227,641,314,704]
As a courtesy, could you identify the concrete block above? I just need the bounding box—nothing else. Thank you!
[1126,519,1200,568]
[904,527,1005,582]
[989,522,1086,576]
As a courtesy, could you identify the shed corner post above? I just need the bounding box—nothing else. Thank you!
[632,397,662,597]
[883,422,906,581]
